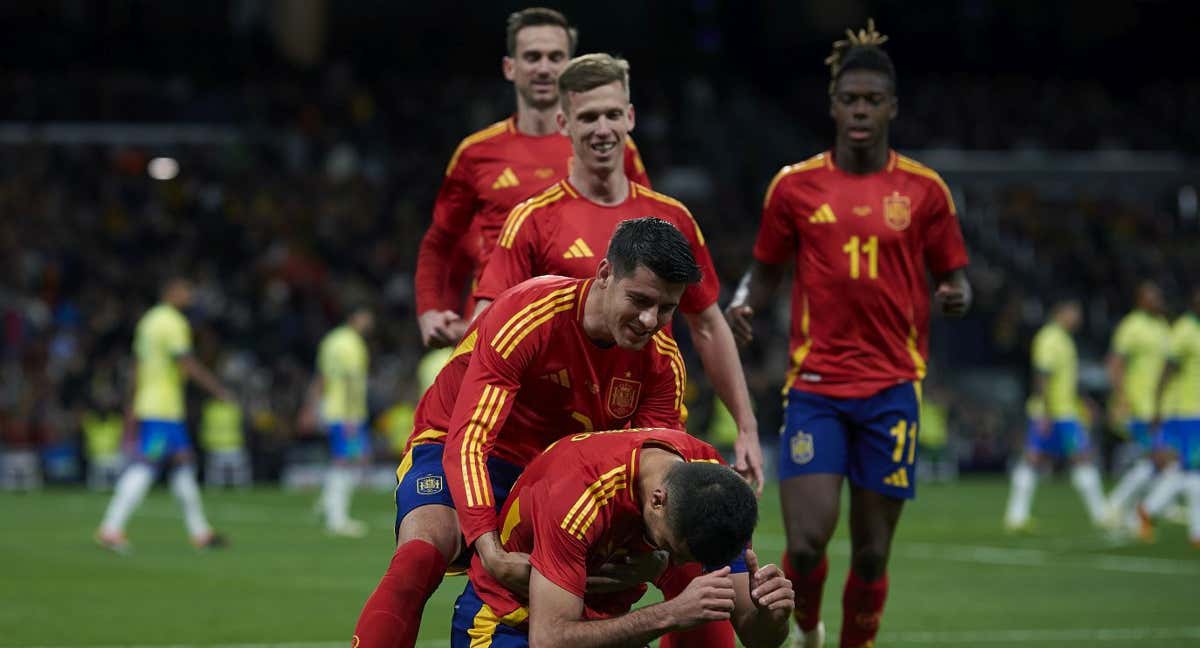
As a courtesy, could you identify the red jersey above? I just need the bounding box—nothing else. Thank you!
[753,151,969,398]
[415,117,650,314]
[423,276,686,545]
[474,179,721,316]
[468,427,726,623]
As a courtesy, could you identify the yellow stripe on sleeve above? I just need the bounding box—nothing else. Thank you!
[633,185,705,246]
[444,120,512,177]
[652,332,686,413]
[896,156,957,214]
[762,155,826,209]
[560,465,628,540]
[498,185,567,248]
[460,385,509,508]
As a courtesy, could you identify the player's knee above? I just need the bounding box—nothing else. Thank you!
[850,546,890,581]
[784,541,826,573]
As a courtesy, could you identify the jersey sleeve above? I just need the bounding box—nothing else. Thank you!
[442,298,547,546]
[920,178,969,276]
[1167,320,1187,363]
[416,149,479,315]
[632,335,688,428]
[474,206,539,303]
[623,137,651,188]
[1111,318,1134,357]
[672,209,720,315]
[528,481,599,599]
[753,170,799,265]
[1031,333,1058,374]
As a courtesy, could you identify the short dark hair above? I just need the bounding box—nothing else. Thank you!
[606,217,702,285]
[664,462,757,568]
[558,53,630,113]
[826,19,896,95]
[506,7,578,57]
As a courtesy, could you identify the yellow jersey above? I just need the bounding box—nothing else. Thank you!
[1110,310,1170,420]
[132,304,192,421]
[1032,322,1078,419]
[1163,313,1200,418]
[318,325,369,423]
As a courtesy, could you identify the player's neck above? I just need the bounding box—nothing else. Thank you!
[833,141,890,175]
[568,165,629,206]
[580,285,615,344]
[514,103,560,136]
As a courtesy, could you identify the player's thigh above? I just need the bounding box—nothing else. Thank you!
[779,388,850,481]
[451,582,529,648]
[395,443,461,559]
[846,382,920,500]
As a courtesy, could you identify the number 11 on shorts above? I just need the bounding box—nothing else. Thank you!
[889,419,917,465]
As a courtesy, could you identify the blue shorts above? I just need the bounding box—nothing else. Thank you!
[394,443,523,532]
[1161,418,1200,470]
[1127,419,1154,450]
[327,422,369,460]
[451,582,529,648]
[1025,418,1091,458]
[780,382,920,499]
[138,419,191,461]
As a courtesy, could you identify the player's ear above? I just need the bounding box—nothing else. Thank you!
[596,258,613,288]
[626,103,635,134]
[556,108,568,131]
[502,56,515,82]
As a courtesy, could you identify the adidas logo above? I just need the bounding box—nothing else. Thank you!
[492,167,520,190]
[883,467,909,488]
[809,203,837,223]
[539,368,571,388]
[562,238,595,259]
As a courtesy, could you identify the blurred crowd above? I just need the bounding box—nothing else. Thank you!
[2,70,1197,486]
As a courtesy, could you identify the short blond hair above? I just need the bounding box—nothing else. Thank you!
[557,53,630,112]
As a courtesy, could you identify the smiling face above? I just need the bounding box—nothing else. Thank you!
[830,68,897,152]
[558,80,634,176]
[594,259,682,350]
[504,25,571,111]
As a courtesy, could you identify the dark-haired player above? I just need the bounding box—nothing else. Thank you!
[725,20,971,648]
[353,218,696,648]
[416,7,649,349]
[475,52,764,494]
[452,428,793,648]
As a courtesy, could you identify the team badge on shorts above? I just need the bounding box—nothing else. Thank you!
[790,431,815,464]
[416,475,444,495]
[606,377,642,419]
[883,191,912,231]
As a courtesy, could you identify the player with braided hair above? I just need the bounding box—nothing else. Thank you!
[727,19,971,648]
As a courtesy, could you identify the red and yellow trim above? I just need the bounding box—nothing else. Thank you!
[782,293,813,394]
[560,465,628,540]
[895,154,956,214]
[491,285,578,359]
[445,119,512,177]
[497,183,568,248]
[632,184,705,246]
[651,331,686,415]
[763,154,826,208]
[460,384,511,508]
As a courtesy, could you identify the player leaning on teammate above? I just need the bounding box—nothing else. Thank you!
[473,51,765,494]
[726,20,971,648]
[353,219,707,648]
[452,428,793,648]
[415,7,649,348]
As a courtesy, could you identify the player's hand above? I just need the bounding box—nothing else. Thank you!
[724,304,755,347]
[594,550,670,588]
[418,310,466,348]
[481,547,533,596]
[745,549,794,619]
[664,566,735,629]
[734,427,765,496]
[935,282,970,317]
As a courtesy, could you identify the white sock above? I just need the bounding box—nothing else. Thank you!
[1005,461,1037,527]
[100,463,154,534]
[1142,465,1184,518]
[1108,458,1155,515]
[1070,463,1107,524]
[170,465,212,539]
[324,467,355,529]
[1185,473,1200,543]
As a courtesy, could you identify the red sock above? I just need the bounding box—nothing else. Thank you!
[782,552,828,633]
[656,562,736,648]
[840,570,888,648]
[352,539,447,648]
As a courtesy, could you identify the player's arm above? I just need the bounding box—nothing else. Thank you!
[1152,326,1182,427]
[1031,368,1051,435]
[415,156,479,347]
[725,260,788,347]
[683,304,763,494]
[934,268,972,317]
[729,549,794,648]
[528,566,737,648]
[727,168,799,347]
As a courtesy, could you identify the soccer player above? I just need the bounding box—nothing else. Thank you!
[416,7,649,349]
[1136,287,1200,545]
[305,305,374,538]
[1004,298,1107,532]
[724,21,971,648]
[1104,281,1171,525]
[353,218,695,648]
[95,277,232,553]
[451,427,793,648]
[474,53,764,493]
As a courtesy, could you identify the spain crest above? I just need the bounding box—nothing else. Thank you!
[790,431,815,465]
[416,474,443,495]
[883,191,912,231]
[606,377,642,419]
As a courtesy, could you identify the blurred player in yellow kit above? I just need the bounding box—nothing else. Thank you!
[306,305,375,538]
[1004,298,1107,531]
[95,278,232,553]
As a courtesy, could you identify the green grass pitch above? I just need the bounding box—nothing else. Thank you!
[2,476,1197,647]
